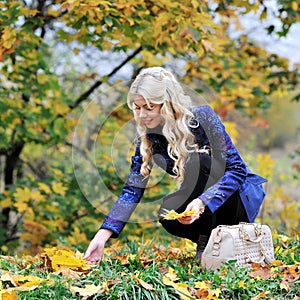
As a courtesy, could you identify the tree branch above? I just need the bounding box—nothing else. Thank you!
[70,46,143,110]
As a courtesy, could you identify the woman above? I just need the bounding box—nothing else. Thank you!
[84,67,267,263]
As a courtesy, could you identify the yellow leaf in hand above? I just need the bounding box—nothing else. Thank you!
[160,209,198,220]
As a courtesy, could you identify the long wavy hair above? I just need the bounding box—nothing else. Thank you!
[127,67,198,183]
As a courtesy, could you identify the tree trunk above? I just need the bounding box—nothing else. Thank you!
[1,142,25,243]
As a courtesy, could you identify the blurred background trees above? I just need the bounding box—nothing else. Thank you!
[0,0,299,254]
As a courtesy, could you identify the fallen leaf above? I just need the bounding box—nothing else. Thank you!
[0,290,18,300]
[70,284,105,297]
[196,288,209,299]
[42,248,90,272]
[248,265,272,280]
[251,291,270,300]
[13,275,43,287]
[132,275,155,290]
[0,273,17,288]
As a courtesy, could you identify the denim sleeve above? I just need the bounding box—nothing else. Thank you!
[194,106,247,213]
[100,145,149,237]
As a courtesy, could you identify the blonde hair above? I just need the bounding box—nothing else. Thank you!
[127,67,197,183]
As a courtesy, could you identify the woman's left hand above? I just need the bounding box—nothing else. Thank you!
[178,198,205,225]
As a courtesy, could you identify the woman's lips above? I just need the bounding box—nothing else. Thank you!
[143,119,152,125]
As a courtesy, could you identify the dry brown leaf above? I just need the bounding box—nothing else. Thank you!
[248,266,272,280]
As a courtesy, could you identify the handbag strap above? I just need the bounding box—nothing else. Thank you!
[212,227,222,256]
[239,223,264,243]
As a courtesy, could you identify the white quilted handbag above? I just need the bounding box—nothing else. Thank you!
[201,223,275,270]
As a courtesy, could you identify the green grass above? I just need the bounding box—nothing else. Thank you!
[0,233,299,299]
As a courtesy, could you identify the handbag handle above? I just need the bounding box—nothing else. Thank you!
[240,224,272,265]
[239,223,264,244]
[243,235,264,243]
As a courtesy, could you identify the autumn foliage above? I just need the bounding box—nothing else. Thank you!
[0,0,299,284]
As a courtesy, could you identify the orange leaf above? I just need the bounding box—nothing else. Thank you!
[0,290,18,300]
[251,291,270,300]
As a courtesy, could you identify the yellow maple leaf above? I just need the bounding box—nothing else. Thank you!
[37,184,50,196]
[14,201,29,213]
[0,197,13,209]
[51,182,67,196]
[211,287,222,297]
[13,187,31,203]
[43,248,90,272]
[160,209,198,220]
[31,190,45,202]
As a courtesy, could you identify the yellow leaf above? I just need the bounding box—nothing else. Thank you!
[212,287,222,297]
[223,121,238,144]
[2,28,17,49]
[70,284,104,297]
[51,168,64,177]
[47,7,61,17]
[14,202,28,213]
[38,182,52,194]
[52,102,70,115]
[13,275,43,287]
[164,267,179,281]
[0,198,13,209]
[132,275,155,290]
[51,182,67,196]
[160,209,198,220]
[73,48,80,55]
[37,74,49,84]
[256,153,275,180]
[13,187,31,202]
[66,227,88,246]
[162,275,176,287]
[43,248,90,272]
[172,282,191,300]
[291,1,298,11]
[31,190,45,202]
[0,290,18,300]
[194,281,210,289]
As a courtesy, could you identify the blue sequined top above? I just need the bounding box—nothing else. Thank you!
[100,105,248,237]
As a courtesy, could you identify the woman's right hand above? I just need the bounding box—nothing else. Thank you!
[83,229,113,263]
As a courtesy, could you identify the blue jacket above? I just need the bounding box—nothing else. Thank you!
[101,105,267,237]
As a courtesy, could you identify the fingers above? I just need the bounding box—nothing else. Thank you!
[178,215,199,225]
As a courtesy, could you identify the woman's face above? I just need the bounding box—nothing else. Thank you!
[133,96,163,128]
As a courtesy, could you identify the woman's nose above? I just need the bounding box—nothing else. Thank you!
[139,108,148,118]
